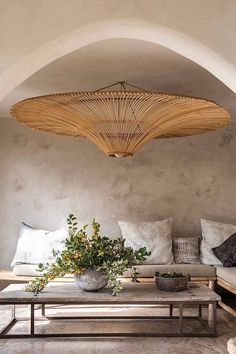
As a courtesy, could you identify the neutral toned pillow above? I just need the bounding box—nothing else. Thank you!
[118,218,173,265]
[11,222,68,267]
[173,237,200,264]
[200,219,236,265]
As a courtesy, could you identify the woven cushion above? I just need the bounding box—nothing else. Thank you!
[173,237,200,264]
[118,218,173,265]
[200,219,236,265]
[212,233,236,267]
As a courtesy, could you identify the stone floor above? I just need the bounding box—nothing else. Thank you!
[0,305,235,354]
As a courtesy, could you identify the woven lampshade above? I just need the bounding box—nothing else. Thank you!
[10,83,230,157]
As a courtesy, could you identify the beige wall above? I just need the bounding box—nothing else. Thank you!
[1,118,236,268]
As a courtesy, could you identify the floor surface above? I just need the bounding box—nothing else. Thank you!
[0,305,235,354]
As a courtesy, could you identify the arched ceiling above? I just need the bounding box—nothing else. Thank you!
[0,38,235,127]
[1,1,236,99]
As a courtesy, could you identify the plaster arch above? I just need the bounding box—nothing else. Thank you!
[1,18,236,102]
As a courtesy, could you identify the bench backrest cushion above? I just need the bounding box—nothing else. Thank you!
[11,222,68,267]
[118,218,173,264]
[200,219,236,265]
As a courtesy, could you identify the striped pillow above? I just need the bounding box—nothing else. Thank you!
[173,237,200,264]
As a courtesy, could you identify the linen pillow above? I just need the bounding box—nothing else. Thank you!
[11,222,68,267]
[118,218,173,265]
[212,233,236,267]
[200,219,236,265]
[173,237,200,264]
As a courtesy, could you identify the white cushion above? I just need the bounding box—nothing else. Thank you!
[118,219,173,264]
[216,265,236,287]
[200,219,236,265]
[13,264,72,278]
[11,222,68,267]
[13,263,42,276]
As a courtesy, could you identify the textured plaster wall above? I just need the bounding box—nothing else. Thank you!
[0,118,236,268]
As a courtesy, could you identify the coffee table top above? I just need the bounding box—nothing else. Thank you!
[0,283,220,304]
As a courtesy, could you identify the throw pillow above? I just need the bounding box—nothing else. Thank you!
[11,222,68,267]
[212,233,236,267]
[118,218,173,265]
[173,237,200,264]
[200,219,236,265]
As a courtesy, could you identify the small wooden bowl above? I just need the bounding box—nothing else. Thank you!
[154,274,189,292]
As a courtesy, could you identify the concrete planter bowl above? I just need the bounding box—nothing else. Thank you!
[74,268,108,292]
[155,274,189,292]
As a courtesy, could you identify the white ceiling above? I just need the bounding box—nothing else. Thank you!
[0,39,235,124]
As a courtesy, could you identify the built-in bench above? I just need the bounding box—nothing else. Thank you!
[0,264,217,290]
[0,269,76,291]
[215,266,236,317]
[122,264,217,293]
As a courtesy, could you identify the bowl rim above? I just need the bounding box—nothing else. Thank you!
[154,274,189,279]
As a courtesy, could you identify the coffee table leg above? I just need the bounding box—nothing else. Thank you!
[208,303,213,326]
[12,304,15,319]
[208,302,218,330]
[30,304,34,336]
[169,304,173,317]
[0,304,16,336]
[208,302,217,337]
[179,304,183,335]
[41,304,45,317]
[199,304,202,318]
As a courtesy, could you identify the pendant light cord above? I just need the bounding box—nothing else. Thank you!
[94,81,150,92]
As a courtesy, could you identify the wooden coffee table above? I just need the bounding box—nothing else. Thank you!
[0,282,220,338]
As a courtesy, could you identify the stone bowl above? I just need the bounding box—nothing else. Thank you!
[74,269,108,292]
[155,274,189,292]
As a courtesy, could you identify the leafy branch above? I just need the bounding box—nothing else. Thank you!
[25,214,151,295]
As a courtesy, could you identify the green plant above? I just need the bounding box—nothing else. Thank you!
[25,214,151,295]
[155,271,185,278]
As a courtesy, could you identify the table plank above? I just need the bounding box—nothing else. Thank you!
[0,283,220,304]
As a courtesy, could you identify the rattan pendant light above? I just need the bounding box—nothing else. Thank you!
[10,82,230,157]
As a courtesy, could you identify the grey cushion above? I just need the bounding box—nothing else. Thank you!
[216,266,236,287]
[122,264,216,278]
[212,233,236,267]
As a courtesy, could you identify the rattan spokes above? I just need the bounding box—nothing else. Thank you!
[10,83,230,157]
